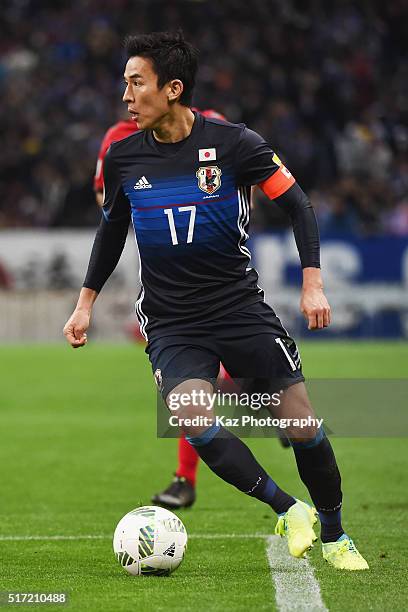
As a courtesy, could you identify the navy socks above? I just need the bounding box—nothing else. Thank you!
[291,429,344,542]
[262,477,296,514]
[319,508,344,543]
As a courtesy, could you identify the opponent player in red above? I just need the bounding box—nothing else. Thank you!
[94,108,228,508]
[94,118,138,206]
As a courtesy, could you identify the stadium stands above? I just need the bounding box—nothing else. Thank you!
[0,0,406,234]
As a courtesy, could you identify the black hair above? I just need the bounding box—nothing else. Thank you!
[124,30,199,106]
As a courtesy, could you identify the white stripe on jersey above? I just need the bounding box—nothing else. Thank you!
[237,186,267,299]
[239,187,250,239]
[136,287,148,339]
[131,218,149,340]
[237,187,251,259]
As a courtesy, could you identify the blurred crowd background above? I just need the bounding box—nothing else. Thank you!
[0,0,407,235]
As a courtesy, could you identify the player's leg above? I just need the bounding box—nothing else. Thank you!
[173,377,317,558]
[274,381,368,569]
[216,301,366,567]
[168,377,296,516]
[148,340,210,509]
[218,364,290,448]
[272,381,342,534]
[176,435,199,485]
[152,362,233,509]
[148,335,314,558]
[152,435,198,508]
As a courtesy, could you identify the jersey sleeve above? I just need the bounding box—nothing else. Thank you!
[102,147,131,223]
[235,127,295,197]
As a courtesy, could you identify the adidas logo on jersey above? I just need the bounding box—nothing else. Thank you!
[134,176,152,189]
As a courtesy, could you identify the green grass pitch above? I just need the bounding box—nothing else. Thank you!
[1,342,407,611]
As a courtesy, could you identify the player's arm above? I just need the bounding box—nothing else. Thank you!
[270,183,330,330]
[63,149,130,348]
[235,127,330,330]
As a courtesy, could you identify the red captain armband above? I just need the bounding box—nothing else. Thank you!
[258,164,296,200]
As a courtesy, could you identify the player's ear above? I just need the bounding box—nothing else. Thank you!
[168,79,184,103]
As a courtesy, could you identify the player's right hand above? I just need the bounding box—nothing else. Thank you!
[63,309,90,348]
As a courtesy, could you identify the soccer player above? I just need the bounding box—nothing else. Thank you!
[64,31,368,570]
[95,112,290,510]
[93,108,228,510]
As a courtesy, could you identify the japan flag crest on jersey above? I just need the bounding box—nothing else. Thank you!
[199,147,216,161]
[196,166,222,194]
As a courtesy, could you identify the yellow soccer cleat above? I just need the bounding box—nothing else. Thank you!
[275,500,318,558]
[322,534,369,570]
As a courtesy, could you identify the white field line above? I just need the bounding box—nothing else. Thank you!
[266,535,327,612]
[0,533,270,541]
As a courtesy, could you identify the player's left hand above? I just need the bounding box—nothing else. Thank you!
[300,287,331,330]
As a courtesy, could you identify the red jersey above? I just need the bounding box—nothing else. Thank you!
[94,109,226,192]
[94,120,139,191]
[196,109,226,121]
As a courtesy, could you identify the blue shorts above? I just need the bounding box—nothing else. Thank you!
[146,301,304,400]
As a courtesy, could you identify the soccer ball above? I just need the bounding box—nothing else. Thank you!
[113,505,188,576]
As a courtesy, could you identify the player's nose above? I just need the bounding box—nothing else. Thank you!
[122,84,133,103]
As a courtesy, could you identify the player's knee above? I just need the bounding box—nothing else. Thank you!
[288,424,322,445]
[166,380,216,438]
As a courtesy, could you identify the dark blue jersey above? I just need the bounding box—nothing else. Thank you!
[101,112,295,338]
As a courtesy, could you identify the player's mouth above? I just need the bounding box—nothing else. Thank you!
[128,109,138,121]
